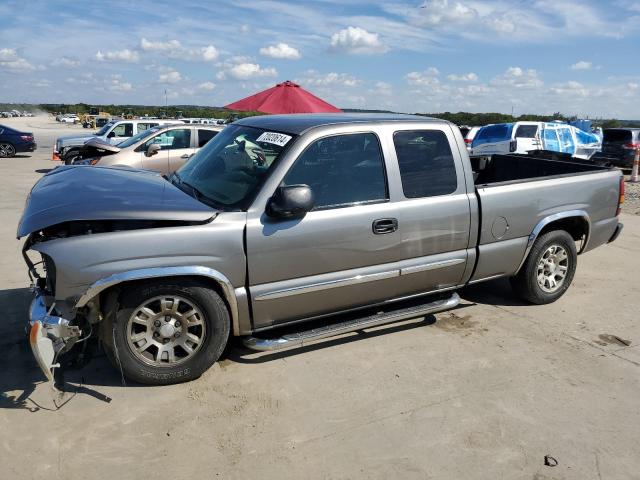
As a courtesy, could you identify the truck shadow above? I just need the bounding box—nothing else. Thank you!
[459,278,529,307]
[225,316,439,364]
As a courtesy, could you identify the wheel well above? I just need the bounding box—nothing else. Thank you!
[99,275,232,319]
[537,216,589,248]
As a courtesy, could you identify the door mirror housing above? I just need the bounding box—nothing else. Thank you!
[107,131,115,138]
[266,185,314,219]
[146,143,161,157]
[509,139,518,152]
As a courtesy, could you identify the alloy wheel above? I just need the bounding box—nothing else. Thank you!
[536,245,569,293]
[126,295,207,366]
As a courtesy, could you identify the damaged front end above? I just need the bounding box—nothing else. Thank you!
[23,236,83,383]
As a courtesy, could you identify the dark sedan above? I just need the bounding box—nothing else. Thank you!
[0,124,37,157]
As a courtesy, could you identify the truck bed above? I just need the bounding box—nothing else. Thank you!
[471,153,610,186]
[467,153,621,283]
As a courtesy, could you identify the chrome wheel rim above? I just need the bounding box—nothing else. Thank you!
[126,295,206,367]
[0,143,15,157]
[536,245,569,293]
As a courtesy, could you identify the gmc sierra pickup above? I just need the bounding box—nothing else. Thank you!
[19,114,624,385]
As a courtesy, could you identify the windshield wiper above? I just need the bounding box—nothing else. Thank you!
[170,172,222,209]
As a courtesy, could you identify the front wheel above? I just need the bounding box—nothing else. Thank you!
[63,148,81,165]
[510,230,577,304]
[103,279,230,385]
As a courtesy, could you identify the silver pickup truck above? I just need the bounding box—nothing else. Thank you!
[19,114,624,385]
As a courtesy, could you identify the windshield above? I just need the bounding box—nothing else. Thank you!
[96,122,115,136]
[175,125,294,210]
[117,127,160,148]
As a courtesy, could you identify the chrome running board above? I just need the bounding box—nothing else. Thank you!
[243,292,460,352]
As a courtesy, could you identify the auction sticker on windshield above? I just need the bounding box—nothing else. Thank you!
[256,132,292,147]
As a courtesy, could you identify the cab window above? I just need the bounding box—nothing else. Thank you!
[111,123,133,138]
[282,133,388,210]
[393,130,457,198]
[145,129,191,150]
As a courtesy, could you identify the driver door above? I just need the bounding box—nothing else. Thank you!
[246,131,402,329]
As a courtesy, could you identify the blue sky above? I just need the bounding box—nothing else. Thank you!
[1,0,639,118]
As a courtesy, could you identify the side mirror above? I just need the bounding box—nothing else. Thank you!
[107,131,115,138]
[146,143,161,157]
[266,185,314,219]
[509,139,517,152]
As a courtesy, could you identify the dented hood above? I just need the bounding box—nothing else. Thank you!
[81,137,121,156]
[17,166,217,238]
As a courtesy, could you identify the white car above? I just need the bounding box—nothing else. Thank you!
[60,115,79,124]
[470,121,601,160]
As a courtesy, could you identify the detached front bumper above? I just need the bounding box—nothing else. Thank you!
[28,290,81,382]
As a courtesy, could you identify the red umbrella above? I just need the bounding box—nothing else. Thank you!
[225,80,341,114]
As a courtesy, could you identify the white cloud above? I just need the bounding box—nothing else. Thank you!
[330,26,388,54]
[159,70,182,84]
[414,0,477,26]
[140,38,218,62]
[217,62,277,80]
[297,70,359,87]
[260,43,301,60]
[57,56,80,68]
[0,48,36,72]
[201,45,219,61]
[491,67,543,88]
[198,81,216,91]
[571,60,592,70]
[95,49,139,62]
[406,68,440,86]
[140,38,181,51]
[109,81,133,92]
[447,72,478,82]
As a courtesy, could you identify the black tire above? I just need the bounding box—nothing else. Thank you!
[63,148,81,165]
[510,230,577,304]
[0,142,16,158]
[103,279,230,385]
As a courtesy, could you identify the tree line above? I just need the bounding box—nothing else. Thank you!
[2,103,637,128]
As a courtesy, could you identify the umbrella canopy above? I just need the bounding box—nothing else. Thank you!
[224,80,341,114]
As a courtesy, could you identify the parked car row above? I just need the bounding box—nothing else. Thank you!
[458,121,638,168]
[53,118,184,162]
[72,124,224,173]
[1,110,34,118]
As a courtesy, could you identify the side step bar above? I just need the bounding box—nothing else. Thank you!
[243,292,460,352]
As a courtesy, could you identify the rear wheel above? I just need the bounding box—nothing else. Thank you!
[103,279,230,385]
[0,142,15,158]
[510,230,577,304]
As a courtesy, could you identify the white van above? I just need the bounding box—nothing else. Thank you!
[470,121,601,160]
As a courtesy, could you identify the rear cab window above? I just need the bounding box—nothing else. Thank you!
[393,130,457,198]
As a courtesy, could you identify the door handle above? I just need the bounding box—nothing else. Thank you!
[372,218,398,235]
[180,154,192,159]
